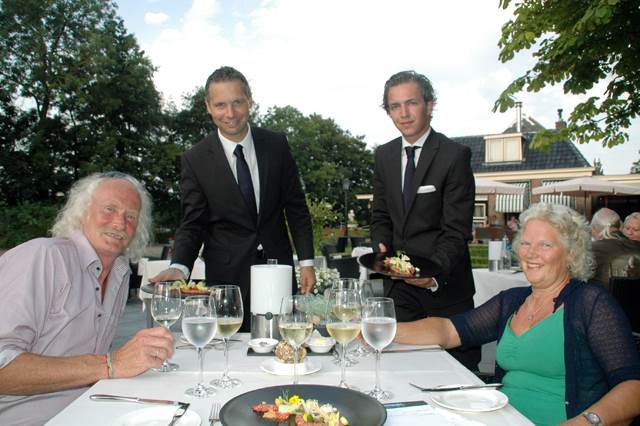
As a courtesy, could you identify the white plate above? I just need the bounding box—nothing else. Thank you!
[429,385,509,412]
[112,406,201,426]
[260,358,321,376]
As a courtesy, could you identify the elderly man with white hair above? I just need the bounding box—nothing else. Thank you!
[623,212,640,241]
[0,172,174,425]
[590,207,623,241]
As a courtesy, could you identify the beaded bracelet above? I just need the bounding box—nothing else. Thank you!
[106,352,115,379]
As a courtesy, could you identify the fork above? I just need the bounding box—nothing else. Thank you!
[209,401,221,425]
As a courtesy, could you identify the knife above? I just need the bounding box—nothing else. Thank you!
[168,404,189,426]
[409,382,503,392]
[382,347,443,353]
[90,394,189,407]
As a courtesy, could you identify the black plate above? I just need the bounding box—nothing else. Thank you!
[357,252,442,279]
[140,283,211,298]
[219,384,386,425]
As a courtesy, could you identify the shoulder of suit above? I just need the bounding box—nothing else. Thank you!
[376,137,402,153]
[184,132,217,156]
[252,126,287,143]
[430,130,469,152]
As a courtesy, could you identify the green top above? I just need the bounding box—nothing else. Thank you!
[496,309,566,426]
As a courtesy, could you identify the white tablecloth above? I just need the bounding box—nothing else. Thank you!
[47,334,532,425]
[472,269,530,374]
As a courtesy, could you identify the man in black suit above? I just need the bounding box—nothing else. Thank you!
[371,70,478,369]
[153,66,315,331]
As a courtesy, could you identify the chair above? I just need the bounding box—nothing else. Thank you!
[326,256,360,279]
[350,236,367,248]
[609,276,640,333]
[335,236,348,253]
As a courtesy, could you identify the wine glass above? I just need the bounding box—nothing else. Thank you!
[151,282,182,372]
[182,295,217,397]
[279,295,313,385]
[326,288,361,388]
[209,285,243,389]
[353,280,375,357]
[329,278,373,362]
[361,297,397,401]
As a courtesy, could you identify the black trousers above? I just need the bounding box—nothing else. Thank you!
[387,281,482,372]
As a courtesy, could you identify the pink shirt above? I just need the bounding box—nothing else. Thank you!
[0,231,130,425]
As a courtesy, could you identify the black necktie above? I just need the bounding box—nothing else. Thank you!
[234,145,257,219]
[403,146,419,211]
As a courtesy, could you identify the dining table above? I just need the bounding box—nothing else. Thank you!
[46,333,533,425]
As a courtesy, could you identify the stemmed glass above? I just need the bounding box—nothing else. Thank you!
[361,297,397,401]
[182,295,217,397]
[330,278,373,362]
[151,282,182,372]
[279,295,313,385]
[210,285,243,389]
[326,288,361,388]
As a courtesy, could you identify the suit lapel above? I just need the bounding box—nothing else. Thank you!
[405,129,439,215]
[253,130,269,226]
[388,139,404,218]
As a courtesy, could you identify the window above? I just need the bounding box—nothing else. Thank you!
[484,135,523,162]
[473,203,487,225]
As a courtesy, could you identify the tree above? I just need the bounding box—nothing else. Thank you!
[494,0,640,149]
[0,0,163,202]
[255,106,374,223]
[631,153,640,174]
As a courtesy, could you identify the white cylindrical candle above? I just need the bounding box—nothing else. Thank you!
[250,264,293,314]
[488,241,502,261]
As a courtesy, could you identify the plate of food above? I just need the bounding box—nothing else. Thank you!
[219,384,386,425]
[141,280,211,297]
[357,251,441,279]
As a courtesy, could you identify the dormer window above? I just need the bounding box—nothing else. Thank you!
[484,133,523,163]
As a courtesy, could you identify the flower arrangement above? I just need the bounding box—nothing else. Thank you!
[296,267,340,296]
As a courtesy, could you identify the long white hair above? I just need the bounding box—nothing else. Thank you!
[50,172,153,261]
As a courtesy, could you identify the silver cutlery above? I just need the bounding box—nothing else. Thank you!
[382,347,443,353]
[209,401,221,425]
[90,393,189,407]
[409,382,503,392]
[168,403,189,426]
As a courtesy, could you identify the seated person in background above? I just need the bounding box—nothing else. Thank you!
[395,203,640,426]
[623,212,640,241]
[0,172,174,425]
[507,215,519,232]
[590,207,623,241]
[590,208,640,288]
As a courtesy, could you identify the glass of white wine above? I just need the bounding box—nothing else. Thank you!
[326,288,361,388]
[209,285,243,389]
[362,297,397,401]
[182,295,217,397]
[151,281,182,372]
[279,294,313,385]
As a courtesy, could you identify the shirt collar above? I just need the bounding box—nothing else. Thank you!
[218,125,254,155]
[402,127,431,150]
[70,230,129,277]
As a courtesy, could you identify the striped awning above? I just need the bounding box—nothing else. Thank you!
[496,182,529,213]
[539,180,576,208]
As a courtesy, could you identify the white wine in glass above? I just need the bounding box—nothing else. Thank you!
[326,288,361,388]
[210,285,243,389]
[182,295,217,397]
[151,282,182,372]
[279,295,313,385]
[361,297,396,401]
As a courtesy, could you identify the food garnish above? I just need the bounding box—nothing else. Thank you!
[170,279,209,295]
[383,251,419,277]
[252,394,348,425]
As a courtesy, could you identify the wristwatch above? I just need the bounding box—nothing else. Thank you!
[582,411,602,425]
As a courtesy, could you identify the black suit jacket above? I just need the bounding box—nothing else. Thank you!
[371,129,476,318]
[172,127,314,322]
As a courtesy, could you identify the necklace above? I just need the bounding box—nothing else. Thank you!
[525,294,555,322]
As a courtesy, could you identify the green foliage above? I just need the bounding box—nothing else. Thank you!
[495,0,640,148]
[0,201,61,248]
[306,197,338,251]
[255,106,374,224]
[631,151,640,174]
[468,243,489,268]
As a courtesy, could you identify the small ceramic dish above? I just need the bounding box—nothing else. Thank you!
[248,338,278,353]
[307,336,336,353]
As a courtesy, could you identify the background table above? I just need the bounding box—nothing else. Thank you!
[472,269,530,373]
[47,334,532,425]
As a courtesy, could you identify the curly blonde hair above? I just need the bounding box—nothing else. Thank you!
[512,203,594,281]
[50,172,153,261]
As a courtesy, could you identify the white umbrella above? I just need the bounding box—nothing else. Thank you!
[532,177,640,197]
[475,178,525,195]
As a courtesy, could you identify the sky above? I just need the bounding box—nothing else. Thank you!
[114,0,639,175]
